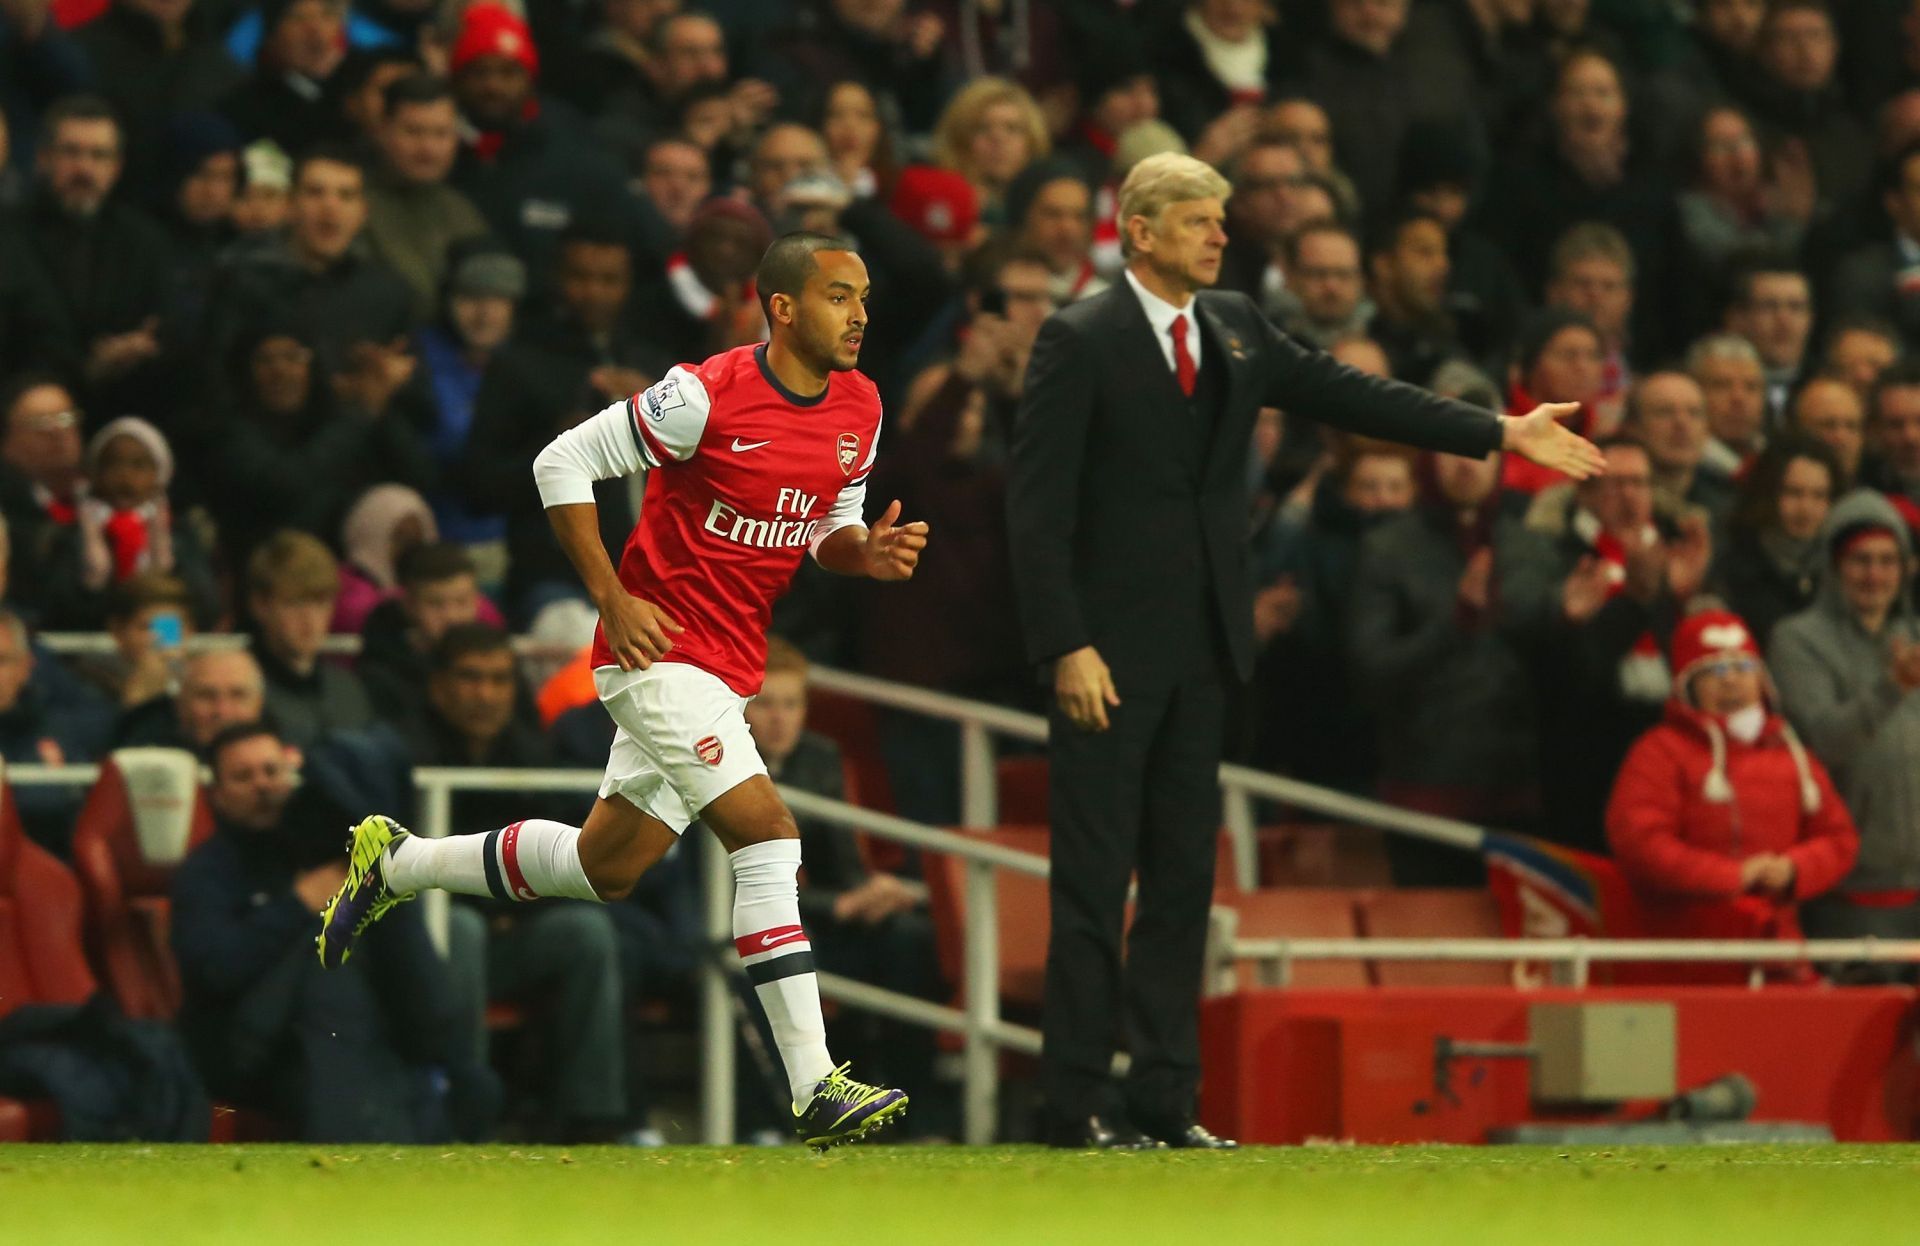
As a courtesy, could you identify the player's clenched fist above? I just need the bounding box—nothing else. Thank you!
[862,499,929,581]
[598,592,686,671]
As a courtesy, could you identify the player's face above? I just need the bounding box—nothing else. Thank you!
[787,250,870,372]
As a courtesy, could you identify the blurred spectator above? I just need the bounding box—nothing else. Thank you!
[888,164,982,275]
[246,530,373,749]
[173,720,486,1141]
[0,373,85,620]
[0,222,76,382]
[1746,0,1871,210]
[552,0,681,117]
[116,645,263,749]
[1624,372,1736,529]
[932,76,1047,223]
[1821,314,1900,400]
[760,0,950,136]
[1688,331,1769,478]
[1606,608,1857,940]
[201,322,432,562]
[203,143,414,377]
[1477,47,1680,313]
[20,95,172,415]
[1004,159,1104,306]
[1328,331,1390,378]
[414,247,521,561]
[1057,36,1157,191]
[1284,0,1414,228]
[1396,119,1524,364]
[1827,140,1920,350]
[631,135,712,260]
[1501,309,1606,495]
[627,199,768,366]
[1543,223,1636,421]
[1249,440,1415,793]
[745,636,941,1120]
[364,74,490,322]
[152,114,241,367]
[1791,374,1865,489]
[1712,436,1839,646]
[1364,207,1457,385]
[1350,446,1558,884]
[231,138,292,237]
[1722,251,1814,419]
[73,0,241,200]
[82,568,193,718]
[65,415,216,629]
[602,9,766,156]
[446,3,632,284]
[334,49,421,146]
[359,541,483,725]
[1279,218,1370,347]
[217,0,354,156]
[1865,358,1920,515]
[0,605,109,849]
[1217,137,1308,308]
[742,120,830,225]
[335,483,435,633]
[0,0,91,176]
[1678,104,1814,283]
[816,78,895,202]
[417,626,627,1142]
[1526,438,1713,853]
[1772,489,1920,945]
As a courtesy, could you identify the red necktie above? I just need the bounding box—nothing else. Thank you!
[1170,314,1196,397]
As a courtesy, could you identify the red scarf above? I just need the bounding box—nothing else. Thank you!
[471,97,541,163]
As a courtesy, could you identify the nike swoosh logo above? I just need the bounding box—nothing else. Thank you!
[731,438,771,452]
[759,930,808,949]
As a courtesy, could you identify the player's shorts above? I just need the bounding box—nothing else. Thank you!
[593,660,768,834]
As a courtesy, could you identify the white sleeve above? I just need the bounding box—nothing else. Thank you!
[532,399,649,508]
[807,426,880,560]
[531,367,713,508]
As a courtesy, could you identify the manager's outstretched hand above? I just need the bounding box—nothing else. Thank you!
[1502,402,1606,480]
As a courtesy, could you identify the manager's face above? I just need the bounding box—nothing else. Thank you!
[1131,195,1227,293]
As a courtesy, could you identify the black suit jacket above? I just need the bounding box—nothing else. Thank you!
[1007,281,1504,685]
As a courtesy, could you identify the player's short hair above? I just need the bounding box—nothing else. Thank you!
[429,622,512,673]
[1117,153,1230,258]
[396,541,475,591]
[206,720,284,775]
[106,572,192,626]
[247,530,340,601]
[755,230,857,321]
[383,72,454,116]
[763,635,809,680]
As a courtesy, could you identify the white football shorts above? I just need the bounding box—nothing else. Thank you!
[593,660,768,834]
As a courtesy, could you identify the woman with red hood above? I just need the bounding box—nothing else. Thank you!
[1605,607,1857,940]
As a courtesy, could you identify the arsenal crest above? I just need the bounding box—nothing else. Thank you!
[695,735,724,766]
[837,432,860,475]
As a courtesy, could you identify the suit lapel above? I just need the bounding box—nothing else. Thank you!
[1104,285,1192,414]
[1196,295,1256,479]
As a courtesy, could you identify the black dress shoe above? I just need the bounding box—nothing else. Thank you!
[1044,1113,1165,1150]
[1138,1119,1239,1150]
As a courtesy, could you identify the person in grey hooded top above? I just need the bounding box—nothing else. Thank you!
[1769,487,1920,940]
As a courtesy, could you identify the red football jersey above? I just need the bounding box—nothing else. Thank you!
[589,343,881,695]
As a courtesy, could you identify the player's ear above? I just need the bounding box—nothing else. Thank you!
[769,292,791,326]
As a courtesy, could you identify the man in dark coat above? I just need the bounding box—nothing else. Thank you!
[1007,152,1602,1151]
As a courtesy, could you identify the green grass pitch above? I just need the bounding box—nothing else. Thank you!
[5,1143,1920,1245]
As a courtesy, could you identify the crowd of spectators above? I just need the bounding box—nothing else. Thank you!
[14,0,1920,1135]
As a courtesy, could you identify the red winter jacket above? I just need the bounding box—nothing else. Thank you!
[1606,701,1858,905]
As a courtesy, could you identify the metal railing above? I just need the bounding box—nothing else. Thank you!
[6,759,1045,1146]
[1228,936,1920,990]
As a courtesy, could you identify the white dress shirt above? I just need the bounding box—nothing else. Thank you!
[1124,267,1203,379]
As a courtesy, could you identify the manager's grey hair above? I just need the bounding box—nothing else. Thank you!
[1118,153,1231,258]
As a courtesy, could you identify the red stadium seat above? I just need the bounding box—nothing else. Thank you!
[1256,823,1393,888]
[68,750,215,1021]
[1214,888,1370,988]
[1357,888,1513,987]
[0,773,100,1140]
[924,826,1052,1012]
[994,756,1048,825]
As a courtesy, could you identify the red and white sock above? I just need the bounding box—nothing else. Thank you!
[731,838,835,1107]
[384,819,599,902]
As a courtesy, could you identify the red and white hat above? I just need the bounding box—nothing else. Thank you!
[1666,608,1820,812]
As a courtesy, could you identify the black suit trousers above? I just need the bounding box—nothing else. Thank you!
[1041,675,1225,1124]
